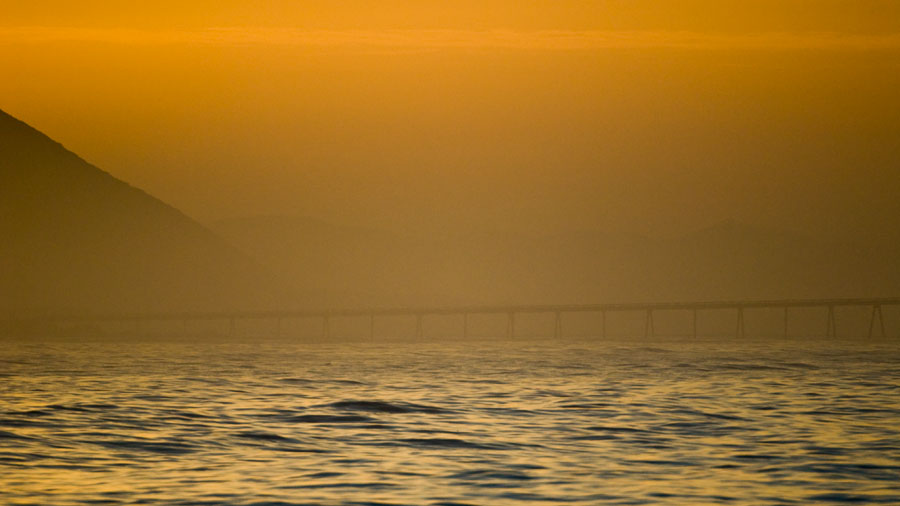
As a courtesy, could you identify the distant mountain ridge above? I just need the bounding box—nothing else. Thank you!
[212,214,900,308]
[0,109,286,316]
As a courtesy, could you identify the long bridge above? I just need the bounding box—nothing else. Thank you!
[8,297,899,339]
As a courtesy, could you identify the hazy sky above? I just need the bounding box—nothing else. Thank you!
[2,1,899,238]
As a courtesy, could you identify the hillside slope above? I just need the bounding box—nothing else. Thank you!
[0,109,287,316]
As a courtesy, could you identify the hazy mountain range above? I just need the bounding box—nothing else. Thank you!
[212,215,900,309]
[3,108,897,316]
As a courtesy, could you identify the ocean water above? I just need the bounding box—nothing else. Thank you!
[1,336,899,505]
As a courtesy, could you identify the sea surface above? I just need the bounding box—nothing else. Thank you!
[1,336,899,505]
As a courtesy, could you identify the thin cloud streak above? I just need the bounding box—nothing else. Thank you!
[2,26,900,51]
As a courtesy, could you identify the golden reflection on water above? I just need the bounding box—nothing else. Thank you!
[2,338,900,505]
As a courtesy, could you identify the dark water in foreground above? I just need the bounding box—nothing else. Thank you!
[1,337,899,505]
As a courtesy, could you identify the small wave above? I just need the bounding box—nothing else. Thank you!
[325,400,448,414]
[78,403,118,410]
[279,377,315,384]
[133,394,175,402]
[398,438,507,450]
[330,379,367,385]
[669,408,747,421]
[780,361,820,370]
[277,482,399,490]
[303,471,344,479]
[449,469,535,481]
[247,501,343,506]
[279,377,367,386]
[0,430,33,440]
[285,414,376,424]
[46,404,92,412]
[534,389,573,397]
[807,492,900,503]
[0,417,56,428]
[628,459,699,467]
[716,363,792,371]
[730,453,784,461]
[804,445,847,456]
[660,421,746,436]
[353,424,394,430]
[497,491,603,502]
[94,439,198,455]
[801,407,900,416]
[6,408,52,417]
[234,431,298,443]
[790,463,900,481]
[585,426,649,433]
[569,434,620,441]
[558,403,614,409]
[159,409,212,420]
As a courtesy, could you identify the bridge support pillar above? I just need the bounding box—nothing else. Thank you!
[692,309,698,339]
[784,307,789,338]
[507,312,515,339]
[601,310,606,338]
[416,314,424,340]
[869,305,886,338]
[736,307,745,338]
[826,306,836,338]
[644,309,654,338]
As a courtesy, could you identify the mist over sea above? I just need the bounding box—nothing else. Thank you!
[2,336,899,505]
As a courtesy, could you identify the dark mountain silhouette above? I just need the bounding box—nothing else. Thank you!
[0,109,288,316]
[212,215,900,308]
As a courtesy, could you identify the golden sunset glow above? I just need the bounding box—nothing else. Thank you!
[2,1,899,240]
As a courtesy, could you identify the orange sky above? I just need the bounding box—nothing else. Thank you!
[2,1,899,239]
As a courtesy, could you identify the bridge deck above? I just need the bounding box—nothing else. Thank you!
[15,297,900,323]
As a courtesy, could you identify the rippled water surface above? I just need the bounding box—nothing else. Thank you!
[2,337,900,505]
